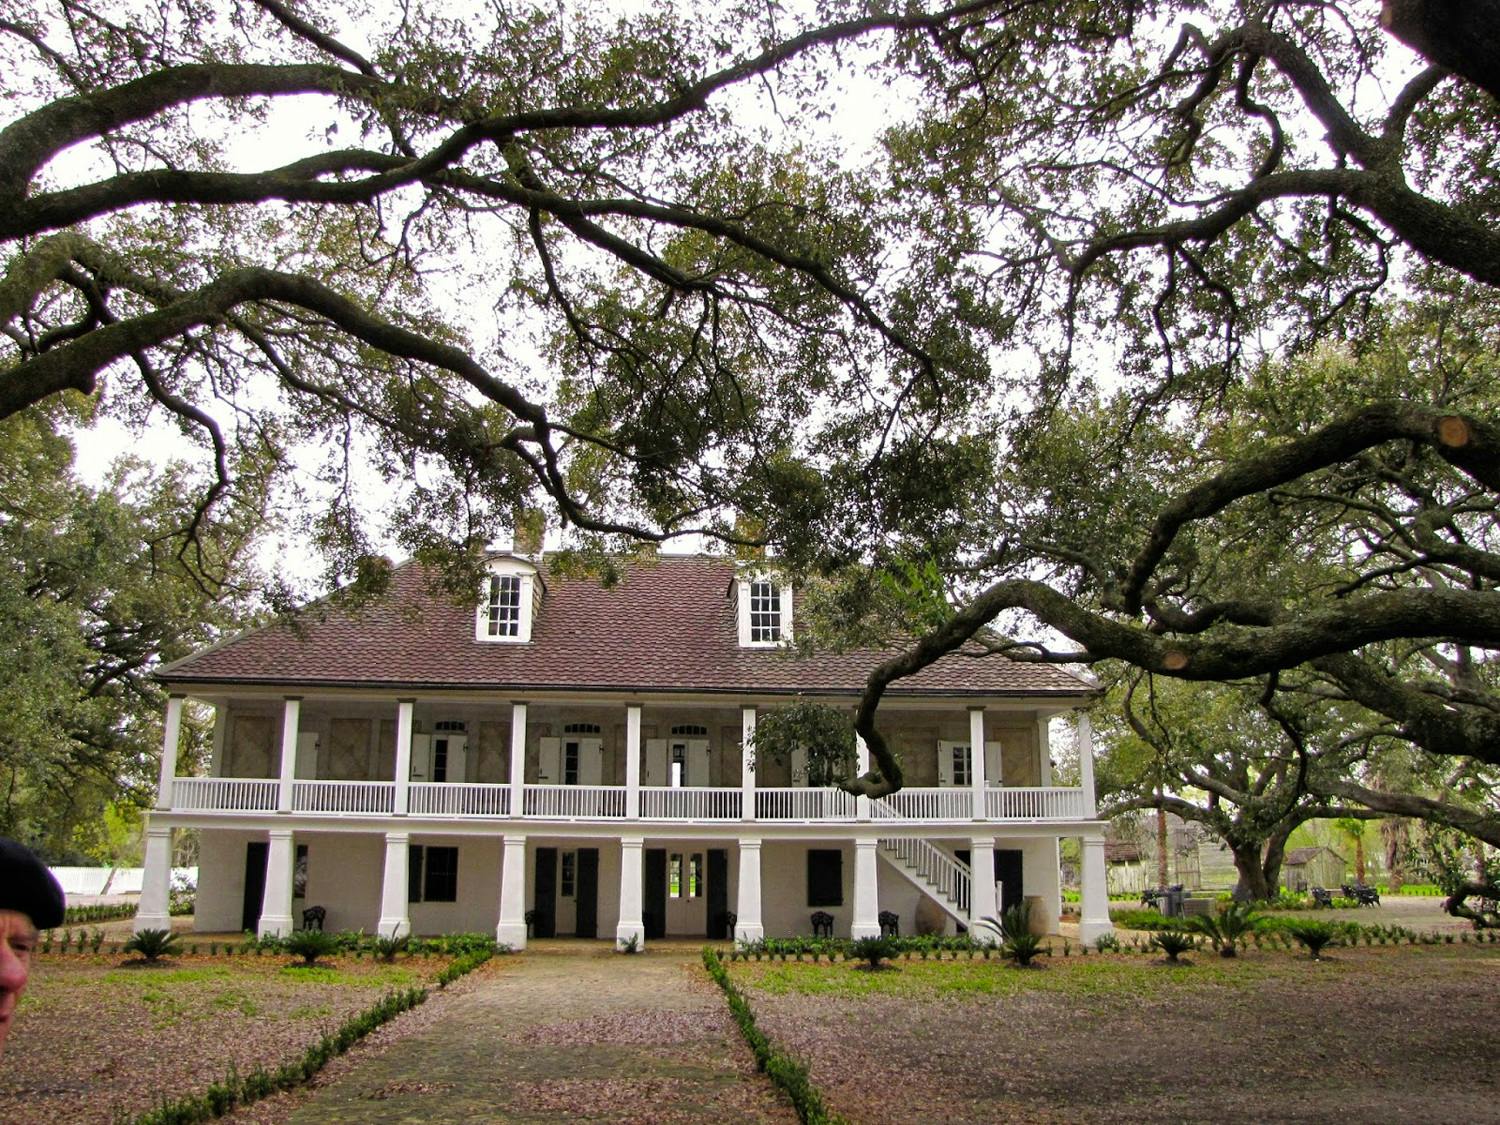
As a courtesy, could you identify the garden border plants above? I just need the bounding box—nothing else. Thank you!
[701,947,846,1125]
[125,944,499,1123]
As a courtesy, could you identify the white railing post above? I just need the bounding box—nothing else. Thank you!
[626,703,642,820]
[969,707,987,822]
[1077,712,1098,817]
[508,701,527,819]
[156,694,185,810]
[394,699,414,815]
[741,706,757,822]
[276,698,300,814]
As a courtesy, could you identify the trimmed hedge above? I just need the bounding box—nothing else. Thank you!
[127,948,494,1123]
[702,947,846,1125]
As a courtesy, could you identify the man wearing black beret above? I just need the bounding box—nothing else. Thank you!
[0,838,66,1058]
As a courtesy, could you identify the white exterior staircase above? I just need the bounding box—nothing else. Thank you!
[875,836,970,926]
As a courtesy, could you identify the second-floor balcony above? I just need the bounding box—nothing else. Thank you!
[165,777,1090,824]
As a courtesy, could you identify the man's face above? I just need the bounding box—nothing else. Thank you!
[0,908,39,1056]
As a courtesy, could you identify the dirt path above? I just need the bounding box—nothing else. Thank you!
[263,941,792,1124]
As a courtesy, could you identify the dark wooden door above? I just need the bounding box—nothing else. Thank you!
[533,847,557,938]
[707,849,729,938]
[242,841,268,933]
[644,848,667,939]
[575,848,599,938]
[996,849,1024,916]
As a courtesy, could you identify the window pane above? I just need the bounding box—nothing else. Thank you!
[689,854,702,898]
[669,853,683,898]
[561,851,576,897]
[564,742,579,786]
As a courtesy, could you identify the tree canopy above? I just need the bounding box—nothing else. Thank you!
[4,0,1500,812]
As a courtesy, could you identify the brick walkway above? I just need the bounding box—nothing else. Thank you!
[280,941,795,1124]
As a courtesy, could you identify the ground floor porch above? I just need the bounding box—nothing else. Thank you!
[135,822,1115,949]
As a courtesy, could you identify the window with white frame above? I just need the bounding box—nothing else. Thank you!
[475,559,539,643]
[484,574,522,637]
[738,575,792,646]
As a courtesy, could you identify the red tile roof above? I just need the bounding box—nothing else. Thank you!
[160,555,1092,699]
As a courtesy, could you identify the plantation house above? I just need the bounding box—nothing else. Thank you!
[135,553,1115,949]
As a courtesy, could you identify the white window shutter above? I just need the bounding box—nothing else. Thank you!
[687,739,710,787]
[409,733,432,781]
[791,745,808,787]
[984,741,1003,786]
[644,739,668,786]
[581,739,603,786]
[447,735,468,784]
[937,741,956,787]
[295,732,319,779]
[537,736,561,784]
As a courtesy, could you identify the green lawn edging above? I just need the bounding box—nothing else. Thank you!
[701,946,845,1125]
[127,949,494,1124]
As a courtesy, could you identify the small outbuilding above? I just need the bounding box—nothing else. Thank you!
[1283,846,1348,892]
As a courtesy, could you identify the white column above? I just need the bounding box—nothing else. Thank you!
[1036,715,1053,786]
[393,698,414,815]
[626,703,642,820]
[258,829,296,938]
[734,837,765,945]
[855,733,871,820]
[496,834,527,949]
[377,831,411,939]
[277,697,301,813]
[156,695,185,810]
[969,837,998,944]
[741,706,757,821]
[969,706,987,821]
[508,702,527,818]
[133,825,173,932]
[616,836,645,950]
[851,839,880,939]
[1077,712,1098,816]
[1078,833,1113,944]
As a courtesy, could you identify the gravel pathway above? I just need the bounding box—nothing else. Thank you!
[268,941,793,1124]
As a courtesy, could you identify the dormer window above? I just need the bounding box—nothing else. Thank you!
[484,575,522,638]
[749,580,781,642]
[475,556,540,643]
[736,573,792,647]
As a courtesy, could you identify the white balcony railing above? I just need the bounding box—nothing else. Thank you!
[172,776,1087,824]
[410,782,509,817]
[172,777,278,812]
[987,786,1087,820]
[523,784,627,819]
[639,786,742,820]
[871,788,975,820]
[291,780,395,815]
[755,787,856,820]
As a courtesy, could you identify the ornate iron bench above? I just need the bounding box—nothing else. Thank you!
[1310,887,1334,908]
[811,911,834,938]
[878,910,900,937]
[301,905,326,931]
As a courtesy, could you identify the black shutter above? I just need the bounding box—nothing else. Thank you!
[807,849,843,906]
[408,844,424,902]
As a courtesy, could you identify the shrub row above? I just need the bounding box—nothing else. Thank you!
[126,943,495,1125]
[738,933,979,959]
[63,902,136,924]
[701,947,845,1125]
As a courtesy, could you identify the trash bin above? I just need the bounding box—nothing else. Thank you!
[1164,885,1185,917]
